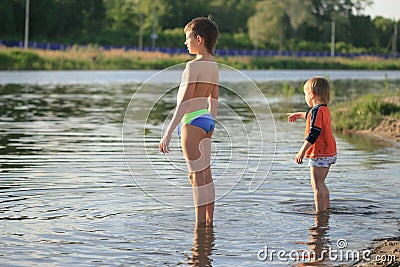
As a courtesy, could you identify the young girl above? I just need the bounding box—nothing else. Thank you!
[159,16,219,226]
[286,77,336,213]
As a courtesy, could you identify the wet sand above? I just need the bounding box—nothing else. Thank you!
[355,237,400,266]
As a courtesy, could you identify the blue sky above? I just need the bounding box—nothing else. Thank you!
[363,0,400,19]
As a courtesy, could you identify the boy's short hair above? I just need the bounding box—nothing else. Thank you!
[304,76,331,104]
[184,16,219,55]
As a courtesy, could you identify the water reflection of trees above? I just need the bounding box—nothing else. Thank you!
[335,131,394,153]
[0,84,129,122]
[0,83,130,158]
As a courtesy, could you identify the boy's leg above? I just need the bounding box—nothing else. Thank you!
[181,125,213,225]
[203,131,214,225]
[310,166,330,212]
[204,166,214,225]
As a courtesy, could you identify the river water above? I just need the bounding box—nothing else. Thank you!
[0,69,399,266]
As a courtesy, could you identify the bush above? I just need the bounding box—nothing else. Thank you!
[288,39,330,52]
[218,32,253,49]
[0,49,45,70]
[157,28,184,48]
[0,51,14,70]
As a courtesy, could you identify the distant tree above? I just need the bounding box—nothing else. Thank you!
[103,0,138,31]
[0,0,394,53]
[209,0,258,34]
[23,0,106,43]
[248,0,314,50]
[0,1,22,39]
[304,0,373,48]
[285,0,315,33]
[348,15,376,48]
[373,16,397,52]
[157,0,211,30]
[310,0,373,19]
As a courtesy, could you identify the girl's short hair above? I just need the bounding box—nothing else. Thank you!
[184,16,219,55]
[304,76,331,104]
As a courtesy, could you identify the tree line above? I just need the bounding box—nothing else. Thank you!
[0,0,398,54]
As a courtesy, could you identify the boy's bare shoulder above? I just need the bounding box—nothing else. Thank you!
[187,60,216,66]
[187,60,218,72]
[184,60,218,83]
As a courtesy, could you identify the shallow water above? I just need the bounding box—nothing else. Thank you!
[0,70,400,266]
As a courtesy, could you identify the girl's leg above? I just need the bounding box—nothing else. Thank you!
[181,125,214,225]
[310,166,330,213]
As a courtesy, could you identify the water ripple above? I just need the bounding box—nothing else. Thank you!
[0,76,399,266]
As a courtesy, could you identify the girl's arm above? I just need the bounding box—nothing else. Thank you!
[286,112,306,122]
[295,140,312,164]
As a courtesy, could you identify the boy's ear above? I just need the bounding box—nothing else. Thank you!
[196,35,203,45]
[310,92,315,99]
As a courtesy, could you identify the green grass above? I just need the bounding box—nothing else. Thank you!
[2,48,400,70]
[331,93,400,131]
[0,48,189,70]
[248,57,400,70]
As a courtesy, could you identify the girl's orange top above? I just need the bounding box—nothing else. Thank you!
[304,104,337,158]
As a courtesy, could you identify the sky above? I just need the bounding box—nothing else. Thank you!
[363,0,400,20]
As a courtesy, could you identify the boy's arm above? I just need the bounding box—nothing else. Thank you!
[286,112,306,122]
[208,83,218,119]
[164,67,198,136]
[159,63,197,153]
[164,84,195,137]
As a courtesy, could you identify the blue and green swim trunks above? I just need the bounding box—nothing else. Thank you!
[178,109,215,136]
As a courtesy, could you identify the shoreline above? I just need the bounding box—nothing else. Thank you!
[2,47,400,71]
[355,236,400,266]
[347,116,400,145]
[332,94,400,145]
[356,95,400,144]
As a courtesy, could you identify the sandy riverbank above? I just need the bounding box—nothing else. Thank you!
[332,94,400,145]
[357,95,400,144]
[355,116,400,144]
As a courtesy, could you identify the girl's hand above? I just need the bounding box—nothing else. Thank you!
[286,113,302,123]
[295,150,305,164]
[159,133,172,153]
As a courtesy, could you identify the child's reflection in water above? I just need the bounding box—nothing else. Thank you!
[187,225,215,267]
[302,213,330,266]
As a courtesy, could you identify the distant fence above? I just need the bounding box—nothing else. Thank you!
[1,40,399,59]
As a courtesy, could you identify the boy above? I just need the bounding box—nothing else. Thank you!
[159,16,219,226]
[286,77,336,213]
